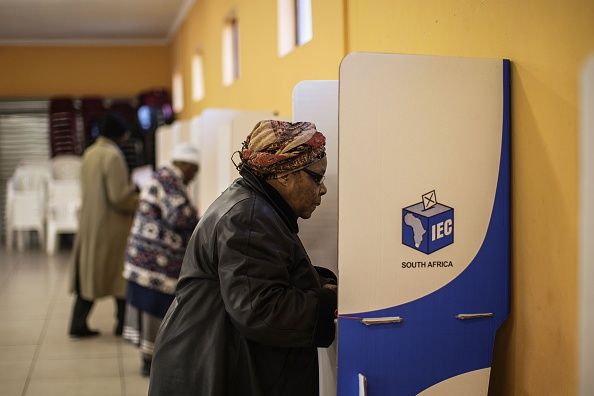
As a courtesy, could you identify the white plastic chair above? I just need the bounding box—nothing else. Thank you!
[51,155,81,180]
[46,180,80,254]
[5,165,50,251]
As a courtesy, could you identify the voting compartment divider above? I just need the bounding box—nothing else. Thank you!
[292,80,339,396]
[579,54,594,396]
[156,121,185,167]
[337,53,510,395]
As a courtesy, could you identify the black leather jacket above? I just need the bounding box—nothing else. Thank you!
[149,168,337,396]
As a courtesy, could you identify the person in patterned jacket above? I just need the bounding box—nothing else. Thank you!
[122,143,200,376]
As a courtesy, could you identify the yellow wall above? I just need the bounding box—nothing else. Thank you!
[0,45,171,97]
[171,0,344,119]
[345,0,594,394]
[1,0,591,393]
[171,0,594,393]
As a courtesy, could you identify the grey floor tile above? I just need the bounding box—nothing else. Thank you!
[0,379,26,396]
[121,356,143,378]
[120,341,140,358]
[0,360,31,381]
[32,357,120,379]
[123,376,149,396]
[0,345,37,362]
[0,304,49,320]
[25,377,122,396]
[37,336,119,360]
[0,249,134,396]
[0,319,44,346]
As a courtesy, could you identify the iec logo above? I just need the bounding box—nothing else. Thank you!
[402,190,454,254]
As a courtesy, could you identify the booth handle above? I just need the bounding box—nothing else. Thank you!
[358,373,368,396]
[455,313,494,320]
[361,316,403,326]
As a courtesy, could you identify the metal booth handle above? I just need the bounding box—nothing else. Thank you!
[360,316,403,326]
[455,313,495,320]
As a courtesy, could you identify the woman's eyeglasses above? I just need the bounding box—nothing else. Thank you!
[301,168,326,185]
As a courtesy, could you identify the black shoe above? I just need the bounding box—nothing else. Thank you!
[141,359,152,377]
[69,328,100,338]
[114,322,124,337]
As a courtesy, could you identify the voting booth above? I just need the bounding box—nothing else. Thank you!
[292,80,339,396]
[188,109,240,215]
[155,122,180,167]
[579,54,594,396]
[337,53,510,395]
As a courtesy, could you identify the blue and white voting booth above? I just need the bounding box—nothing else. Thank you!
[337,53,510,395]
[292,80,339,396]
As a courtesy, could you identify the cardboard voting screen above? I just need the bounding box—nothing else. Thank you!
[189,109,282,216]
[337,53,510,395]
[189,109,240,215]
[292,80,339,396]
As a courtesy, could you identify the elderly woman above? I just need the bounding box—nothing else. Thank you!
[149,121,337,396]
[123,143,200,376]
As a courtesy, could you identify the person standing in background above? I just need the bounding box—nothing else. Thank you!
[69,112,139,338]
[123,144,200,376]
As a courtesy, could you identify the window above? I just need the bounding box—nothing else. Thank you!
[295,0,313,46]
[277,0,312,57]
[172,71,184,113]
[192,52,205,102]
[222,16,240,86]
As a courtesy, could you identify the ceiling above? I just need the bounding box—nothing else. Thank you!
[0,0,194,44]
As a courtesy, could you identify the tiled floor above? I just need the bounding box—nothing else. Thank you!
[0,248,149,396]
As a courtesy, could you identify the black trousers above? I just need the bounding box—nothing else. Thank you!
[69,295,126,333]
[69,261,126,333]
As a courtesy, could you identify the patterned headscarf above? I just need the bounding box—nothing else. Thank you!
[240,120,326,179]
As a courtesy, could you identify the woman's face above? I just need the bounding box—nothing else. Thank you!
[283,157,328,219]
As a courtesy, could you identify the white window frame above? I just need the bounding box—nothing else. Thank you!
[172,70,184,113]
[277,0,312,57]
[192,52,205,102]
[222,16,240,86]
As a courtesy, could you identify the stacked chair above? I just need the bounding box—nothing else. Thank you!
[81,97,106,148]
[46,155,82,254]
[4,162,51,251]
[4,156,82,253]
[49,98,82,157]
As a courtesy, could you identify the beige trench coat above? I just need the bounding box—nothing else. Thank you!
[70,137,139,300]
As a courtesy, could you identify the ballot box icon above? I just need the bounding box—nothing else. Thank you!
[402,192,454,254]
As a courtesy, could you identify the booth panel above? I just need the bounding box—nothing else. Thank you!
[227,112,282,187]
[189,109,239,215]
[293,80,339,275]
[292,80,339,396]
[337,53,510,395]
[155,123,178,167]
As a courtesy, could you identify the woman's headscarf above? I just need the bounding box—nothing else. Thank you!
[239,120,326,179]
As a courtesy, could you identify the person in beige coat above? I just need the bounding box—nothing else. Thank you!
[69,112,139,338]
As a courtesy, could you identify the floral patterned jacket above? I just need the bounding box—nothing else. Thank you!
[123,165,198,294]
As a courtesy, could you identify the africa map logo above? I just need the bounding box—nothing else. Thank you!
[402,190,454,254]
